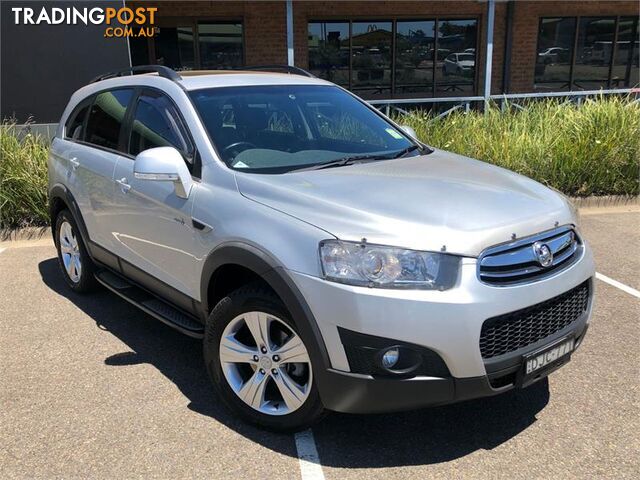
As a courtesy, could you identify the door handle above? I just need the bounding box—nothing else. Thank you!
[69,157,80,170]
[116,177,131,193]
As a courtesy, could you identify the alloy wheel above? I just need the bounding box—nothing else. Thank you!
[59,220,82,283]
[219,311,313,416]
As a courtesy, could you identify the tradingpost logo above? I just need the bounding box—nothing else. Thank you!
[11,6,158,38]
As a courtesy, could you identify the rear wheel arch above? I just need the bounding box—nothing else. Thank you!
[49,185,90,246]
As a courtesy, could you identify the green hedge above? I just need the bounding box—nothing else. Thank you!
[1,97,638,229]
[395,96,639,197]
[1,123,49,229]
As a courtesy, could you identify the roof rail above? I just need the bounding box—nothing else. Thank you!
[238,65,316,78]
[90,65,182,84]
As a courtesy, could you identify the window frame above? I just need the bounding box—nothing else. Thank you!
[122,87,201,178]
[308,16,481,99]
[534,15,639,91]
[71,87,136,156]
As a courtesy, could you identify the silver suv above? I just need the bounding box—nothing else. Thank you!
[49,65,595,431]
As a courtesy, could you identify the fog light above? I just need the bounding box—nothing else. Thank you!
[381,347,400,369]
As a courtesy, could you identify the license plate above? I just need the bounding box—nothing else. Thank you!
[523,337,574,380]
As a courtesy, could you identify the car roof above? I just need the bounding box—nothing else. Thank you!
[177,71,332,90]
[83,70,332,93]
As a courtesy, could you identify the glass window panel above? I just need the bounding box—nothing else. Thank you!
[154,26,195,70]
[351,21,393,99]
[85,90,134,151]
[128,92,192,160]
[435,19,477,95]
[308,22,350,86]
[395,20,435,97]
[129,36,150,66]
[534,17,576,91]
[612,17,639,87]
[573,17,616,90]
[65,102,90,141]
[198,23,243,69]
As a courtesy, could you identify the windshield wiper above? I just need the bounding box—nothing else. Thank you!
[290,153,391,172]
[391,144,422,158]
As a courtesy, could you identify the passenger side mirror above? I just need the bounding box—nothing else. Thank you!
[133,147,193,199]
[399,125,418,140]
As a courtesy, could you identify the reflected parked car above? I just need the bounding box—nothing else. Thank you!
[443,53,475,76]
[538,47,569,65]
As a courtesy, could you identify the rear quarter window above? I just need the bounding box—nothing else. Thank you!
[64,101,91,141]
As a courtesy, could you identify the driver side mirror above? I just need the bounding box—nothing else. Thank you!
[399,125,418,140]
[134,147,193,199]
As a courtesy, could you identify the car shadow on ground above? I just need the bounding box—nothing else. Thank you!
[39,257,550,467]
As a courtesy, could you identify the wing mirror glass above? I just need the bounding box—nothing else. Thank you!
[133,147,193,199]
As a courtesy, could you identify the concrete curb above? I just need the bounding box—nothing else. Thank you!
[569,195,639,208]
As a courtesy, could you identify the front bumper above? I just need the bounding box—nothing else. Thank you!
[289,244,595,413]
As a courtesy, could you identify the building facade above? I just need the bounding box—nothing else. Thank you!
[2,1,638,123]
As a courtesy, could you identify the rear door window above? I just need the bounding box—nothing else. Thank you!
[84,89,134,151]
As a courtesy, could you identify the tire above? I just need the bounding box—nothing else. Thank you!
[204,284,325,431]
[54,209,98,293]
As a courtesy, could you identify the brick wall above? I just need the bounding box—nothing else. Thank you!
[509,1,639,92]
[129,1,287,65]
[130,0,638,95]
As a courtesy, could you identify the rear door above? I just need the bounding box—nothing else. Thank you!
[67,88,135,251]
[110,88,201,301]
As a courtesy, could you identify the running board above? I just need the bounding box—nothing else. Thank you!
[95,270,204,339]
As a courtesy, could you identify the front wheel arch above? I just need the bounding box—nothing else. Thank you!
[200,243,333,381]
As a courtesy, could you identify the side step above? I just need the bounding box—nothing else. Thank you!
[95,270,204,339]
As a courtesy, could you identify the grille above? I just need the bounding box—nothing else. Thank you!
[478,226,582,286]
[480,281,590,359]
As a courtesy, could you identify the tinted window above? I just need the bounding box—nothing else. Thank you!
[85,89,134,151]
[65,102,90,141]
[128,91,192,159]
[198,23,244,68]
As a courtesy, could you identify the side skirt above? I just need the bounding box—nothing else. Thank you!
[95,269,204,339]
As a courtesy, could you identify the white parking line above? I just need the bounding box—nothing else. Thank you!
[294,429,325,480]
[596,272,640,299]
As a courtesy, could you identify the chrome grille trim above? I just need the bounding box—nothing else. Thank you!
[478,226,582,286]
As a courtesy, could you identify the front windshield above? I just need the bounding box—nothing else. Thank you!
[189,85,417,173]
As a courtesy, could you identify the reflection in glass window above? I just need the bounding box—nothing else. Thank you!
[308,22,349,86]
[535,16,638,92]
[85,90,134,151]
[307,19,477,98]
[573,17,616,90]
[351,21,393,98]
[198,23,243,69]
[395,20,435,97]
[613,17,639,88]
[435,19,477,95]
[129,92,191,158]
[154,26,195,70]
[535,18,576,91]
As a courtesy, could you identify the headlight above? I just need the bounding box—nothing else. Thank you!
[319,240,460,290]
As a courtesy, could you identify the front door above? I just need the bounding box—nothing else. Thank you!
[110,89,200,301]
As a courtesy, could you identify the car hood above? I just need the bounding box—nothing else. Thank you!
[235,149,574,257]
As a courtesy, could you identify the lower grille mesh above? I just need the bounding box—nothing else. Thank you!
[480,281,590,359]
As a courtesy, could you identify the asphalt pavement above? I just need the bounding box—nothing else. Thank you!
[1,209,638,479]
